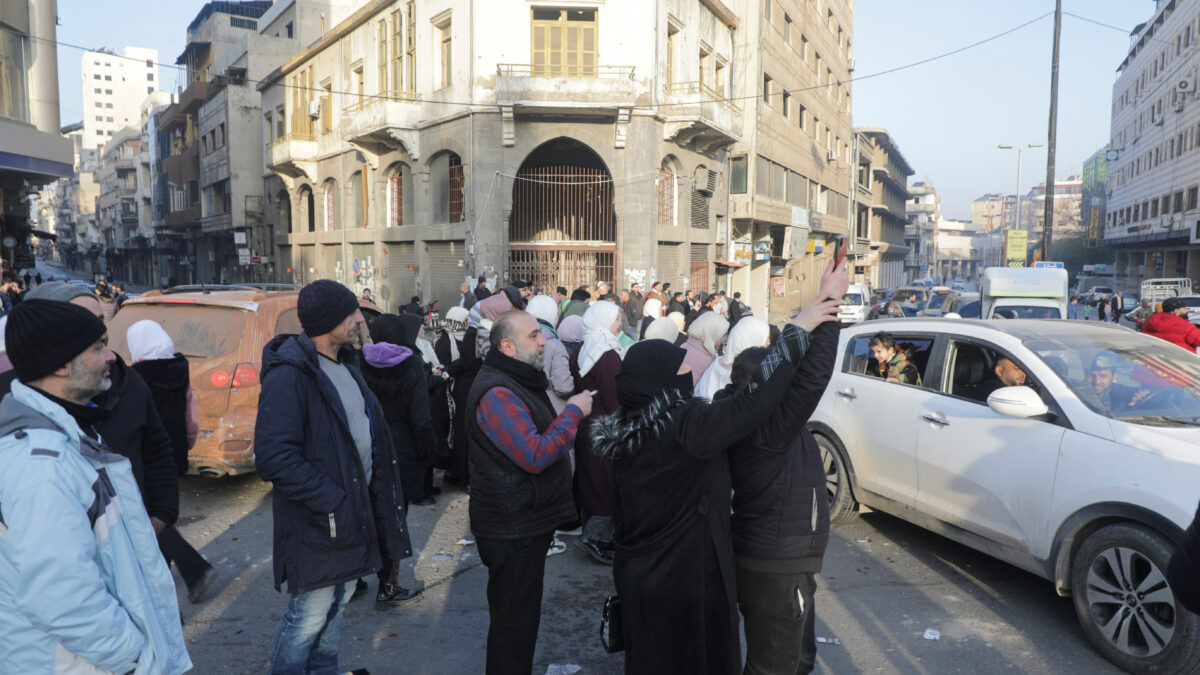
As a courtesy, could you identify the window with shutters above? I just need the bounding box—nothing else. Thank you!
[666,23,679,85]
[691,166,712,229]
[391,10,403,94]
[531,9,597,77]
[377,21,388,95]
[405,2,416,93]
[388,166,410,228]
[437,18,452,89]
[658,168,676,226]
[320,82,331,134]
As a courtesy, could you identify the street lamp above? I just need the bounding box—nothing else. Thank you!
[997,143,1043,235]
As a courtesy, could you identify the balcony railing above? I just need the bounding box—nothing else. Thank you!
[343,90,421,115]
[497,63,635,79]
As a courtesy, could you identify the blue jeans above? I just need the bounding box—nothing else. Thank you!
[269,579,356,675]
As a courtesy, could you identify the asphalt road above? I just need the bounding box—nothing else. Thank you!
[173,473,1122,674]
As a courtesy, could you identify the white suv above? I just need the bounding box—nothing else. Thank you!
[809,319,1200,673]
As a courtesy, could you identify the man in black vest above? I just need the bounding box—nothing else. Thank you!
[467,310,593,674]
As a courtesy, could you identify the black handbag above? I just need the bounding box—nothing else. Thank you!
[601,595,624,653]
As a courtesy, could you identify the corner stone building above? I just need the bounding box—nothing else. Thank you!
[260,0,742,313]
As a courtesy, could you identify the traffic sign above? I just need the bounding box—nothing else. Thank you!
[1033,261,1064,269]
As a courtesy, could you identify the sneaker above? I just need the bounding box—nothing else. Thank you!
[575,537,614,565]
[376,583,422,610]
[187,566,219,604]
[546,536,568,558]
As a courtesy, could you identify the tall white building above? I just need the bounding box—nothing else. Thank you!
[81,46,159,151]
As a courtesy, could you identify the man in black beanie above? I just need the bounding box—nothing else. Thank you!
[255,279,412,673]
[0,300,192,672]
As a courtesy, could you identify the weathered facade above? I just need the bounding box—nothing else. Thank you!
[259,0,740,313]
[854,127,911,290]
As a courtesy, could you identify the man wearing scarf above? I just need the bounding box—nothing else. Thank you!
[590,261,846,674]
[467,311,594,675]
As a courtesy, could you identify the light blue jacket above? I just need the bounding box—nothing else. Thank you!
[0,381,191,674]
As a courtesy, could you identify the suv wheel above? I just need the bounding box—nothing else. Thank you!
[816,434,858,524]
[1071,524,1200,674]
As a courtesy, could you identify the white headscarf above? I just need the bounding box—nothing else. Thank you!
[695,316,770,399]
[642,298,663,318]
[687,311,729,357]
[526,294,560,329]
[577,300,624,377]
[127,319,176,363]
[643,317,679,343]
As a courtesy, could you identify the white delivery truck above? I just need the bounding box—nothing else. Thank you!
[981,267,1069,319]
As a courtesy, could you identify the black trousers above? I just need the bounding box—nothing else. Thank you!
[475,531,553,675]
[157,525,211,588]
[736,566,818,675]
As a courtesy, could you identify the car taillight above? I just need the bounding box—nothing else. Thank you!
[232,364,259,389]
[210,370,231,388]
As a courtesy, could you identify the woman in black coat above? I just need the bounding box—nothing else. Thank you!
[590,297,839,674]
[435,321,481,487]
[362,314,441,509]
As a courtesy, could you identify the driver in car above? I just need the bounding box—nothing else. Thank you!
[1087,353,1151,412]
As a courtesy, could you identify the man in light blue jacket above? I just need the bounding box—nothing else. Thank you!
[0,300,191,674]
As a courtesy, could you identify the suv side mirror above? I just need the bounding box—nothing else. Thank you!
[987,386,1049,419]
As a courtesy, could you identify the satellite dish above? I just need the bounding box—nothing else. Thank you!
[1105,149,1120,161]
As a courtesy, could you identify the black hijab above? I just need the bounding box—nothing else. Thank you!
[369,313,425,358]
[615,339,694,410]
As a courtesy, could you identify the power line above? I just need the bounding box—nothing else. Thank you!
[42,11,1057,115]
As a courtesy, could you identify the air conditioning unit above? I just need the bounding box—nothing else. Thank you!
[826,149,837,162]
[1154,116,1164,126]
[847,58,855,72]
[1178,77,1195,94]
[1176,99,1187,113]
[307,101,321,118]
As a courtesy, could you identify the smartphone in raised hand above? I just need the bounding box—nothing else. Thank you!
[833,235,848,269]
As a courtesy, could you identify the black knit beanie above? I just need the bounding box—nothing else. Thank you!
[7,300,108,383]
[298,279,359,337]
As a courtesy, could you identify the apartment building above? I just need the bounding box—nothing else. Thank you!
[906,179,940,283]
[1107,0,1200,288]
[1026,176,1084,244]
[852,128,912,290]
[932,219,980,282]
[725,0,854,316]
[81,46,159,152]
[0,0,72,275]
[259,0,740,313]
[96,128,143,280]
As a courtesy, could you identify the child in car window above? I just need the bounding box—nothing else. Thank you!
[869,331,921,386]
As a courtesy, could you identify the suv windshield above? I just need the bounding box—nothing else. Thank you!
[1024,333,1200,426]
[928,294,950,309]
[109,305,249,361]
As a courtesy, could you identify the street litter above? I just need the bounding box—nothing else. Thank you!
[816,637,841,645]
[545,665,582,675]
[457,538,475,546]
[431,553,454,561]
[922,629,940,640]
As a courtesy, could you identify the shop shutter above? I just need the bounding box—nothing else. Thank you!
[426,240,465,312]
[322,244,342,283]
[656,242,682,291]
[385,241,416,313]
[690,243,710,293]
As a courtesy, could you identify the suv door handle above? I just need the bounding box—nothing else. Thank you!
[922,414,950,426]
[837,389,858,400]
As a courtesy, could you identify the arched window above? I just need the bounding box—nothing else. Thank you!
[387,164,412,228]
[298,185,315,232]
[349,170,364,228]
[431,151,465,224]
[323,179,338,231]
[278,190,292,234]
[658,158,677,227]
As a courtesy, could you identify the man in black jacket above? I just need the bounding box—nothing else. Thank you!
[726,317,839,675]
[467,310,593,674]
[255,280,412,674]
[1,281,219,602]
[474,275,492,301]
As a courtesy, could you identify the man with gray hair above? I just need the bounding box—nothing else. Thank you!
[466,310,593,674]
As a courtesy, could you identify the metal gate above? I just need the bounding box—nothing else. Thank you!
[427,240,465,312]
[277,245,292,283]
[657,242,682,291]
[509,164,616,290]
[299,245,315,285]
[690,243,710,293]
[323,244,342,283]
[385,241,416,313]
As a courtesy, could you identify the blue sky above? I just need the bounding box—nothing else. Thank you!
[55,0,1154,220]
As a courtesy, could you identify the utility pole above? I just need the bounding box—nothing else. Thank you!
[1042,0,1063,261]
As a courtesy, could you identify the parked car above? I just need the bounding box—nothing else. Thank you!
[920,286,959,317]
[1085,286,1115,305]
[952,277,965,290]
[107,284,381,477]
[810,318,1200,673]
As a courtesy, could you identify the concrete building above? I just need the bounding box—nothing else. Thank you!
[1107,0,1200,288]
[260,0,748,313]
[970,193,1006,232]
[81,46,159,153]
[725,0,854,317]
[932,218,981,282]
[1026,175,1083,244]
[906,179,940,283]
[0,0,73,276]
[96,127,142,281]
[853,128,912,290]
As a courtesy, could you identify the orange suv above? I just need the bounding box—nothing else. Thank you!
[108,284,380,477]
